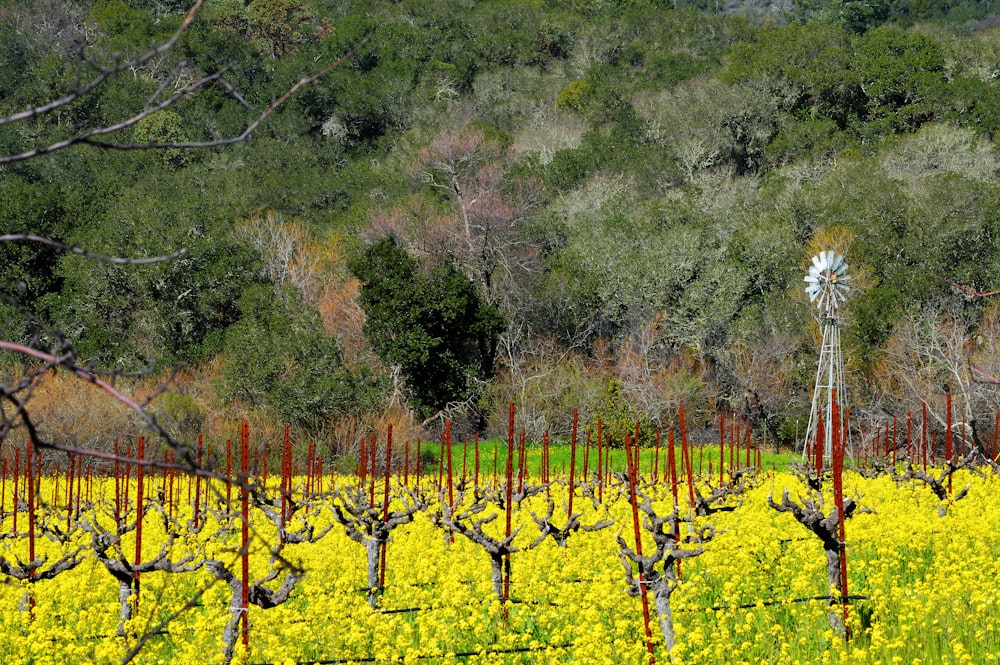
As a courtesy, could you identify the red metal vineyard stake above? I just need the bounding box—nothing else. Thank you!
[946,394,953,495]
[446,421,455,511]
[114,439,122,529]
[831,391,850,639]
[653,429,661,484]
[404,439,410,488]
[134,437,145,614]
[503,403,515,618]
[380,424,393,590]
[624,433,656,665]
[568,409,578,519]
[667,427,682,579]
[240,420,250,654]
[719,413,725,487]
[815,413,825,478]
[462,438,468,483]
[542,430,550,485]
[12,449,18,535]
[194,434,203,530]
[474,434,480,490]
[583,430,591,482]
[729,421,736,478]
[204,442,213,517]
[281,427,291,541]
[168,451,175,521]
[922,402,928,472]
[65,454,74,530]
[27,440,36,616]
[416,439,422,487]
[596,420,604,503]
[369,435,377,507]
[680,408,695,509]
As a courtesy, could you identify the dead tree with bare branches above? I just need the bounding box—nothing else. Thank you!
[617,491,718,653]
[767,489,861,633]
[82,509,202,636]
[892,450,976,515]
[329,483,427,608]
[206,548,304,665]
[692,469,755,516]
[432,486,520,603]
[528,490,612,549]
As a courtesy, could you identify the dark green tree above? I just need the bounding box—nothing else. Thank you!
[220,285,381,429]
[349,236,504,419]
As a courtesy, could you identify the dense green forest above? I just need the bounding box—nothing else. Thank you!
[4,0,1000,452]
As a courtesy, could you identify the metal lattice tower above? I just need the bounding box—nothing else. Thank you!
[802,250,851,461]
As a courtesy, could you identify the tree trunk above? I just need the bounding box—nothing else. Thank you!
[651,578,676,653]
[490,554,504,602]
[117,578,135,637]
[366,537,381,608]
[222,579,243,665]
[825,546,845,634]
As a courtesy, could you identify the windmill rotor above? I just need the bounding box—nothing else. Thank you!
[804,250,850,315]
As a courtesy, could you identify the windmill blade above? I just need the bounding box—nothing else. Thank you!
[837,273,851,282]
[807,284,821,301]
[824,250,836,272]
[805,274,819,283]
[830,253,844,273]
[834,260,849,276]
[812,254,825,272]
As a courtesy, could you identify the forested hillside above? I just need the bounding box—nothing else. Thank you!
[4,0,1000,452]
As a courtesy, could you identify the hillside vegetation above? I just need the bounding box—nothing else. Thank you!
[4,0,1000,452]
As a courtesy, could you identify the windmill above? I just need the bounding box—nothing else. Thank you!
[803,250,851,462]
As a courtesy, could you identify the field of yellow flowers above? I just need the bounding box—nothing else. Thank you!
[1,463,999,665]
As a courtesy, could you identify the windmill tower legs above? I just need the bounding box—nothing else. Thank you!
[803,317,846,462]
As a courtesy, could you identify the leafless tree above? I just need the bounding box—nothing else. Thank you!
[0,530,87,612]
[891,450,976,515]
[328,483,426,608]
[82,510,202,636]
[206,548,304,665]
[617,491,718,653]
[767,489,861,634]
[431,486,520,602]
[874,308,1000,456]
[691,469,754,516]
[527,490,612,548]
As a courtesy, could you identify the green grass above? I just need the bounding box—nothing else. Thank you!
[414,438,800,481]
